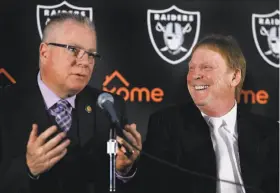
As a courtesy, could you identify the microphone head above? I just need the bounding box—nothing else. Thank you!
[97,92,114,109]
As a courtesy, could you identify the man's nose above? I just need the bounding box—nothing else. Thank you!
[191,68,203,80]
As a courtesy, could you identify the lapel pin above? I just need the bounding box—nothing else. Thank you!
[85,105,92,113]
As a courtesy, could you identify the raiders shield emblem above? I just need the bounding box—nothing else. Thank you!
[252,10,279,68]
[147,5,201,65]
[36,1,93,39]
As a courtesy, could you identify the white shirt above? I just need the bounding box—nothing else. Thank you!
[37,73,76,110]
[201,102,245,193]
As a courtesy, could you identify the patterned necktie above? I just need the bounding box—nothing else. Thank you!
[49,99,72,132]
[209,118,243,193]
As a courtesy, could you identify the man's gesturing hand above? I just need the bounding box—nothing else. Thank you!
[26,124,70,176]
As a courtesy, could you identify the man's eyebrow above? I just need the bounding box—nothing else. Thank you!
[68,43,96,52]
[189,61,211,66]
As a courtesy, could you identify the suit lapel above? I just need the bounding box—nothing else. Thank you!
[180,103,216,164]
[77,88,111,149]
[76,89,95,147]
[22,84,52,135]
[179,104,216,193]
[237,110,262,193]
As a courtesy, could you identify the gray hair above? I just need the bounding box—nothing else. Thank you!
[42,12,96,42]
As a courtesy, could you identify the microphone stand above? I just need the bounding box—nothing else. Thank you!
[107,125,117,192]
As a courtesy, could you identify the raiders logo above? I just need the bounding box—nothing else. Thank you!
[252,10,279,68]
[36,1,93,39]
[147,5,201,65]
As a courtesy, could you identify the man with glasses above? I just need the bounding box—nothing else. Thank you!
[45,42,101,63]
[0,13,142,193]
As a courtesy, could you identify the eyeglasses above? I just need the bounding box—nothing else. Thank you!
[46,42,101,62]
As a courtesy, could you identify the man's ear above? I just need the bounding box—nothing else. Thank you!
[231,69,241,87]
[39,43,49,63]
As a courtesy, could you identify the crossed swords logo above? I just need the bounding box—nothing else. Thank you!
[155,22,192,55]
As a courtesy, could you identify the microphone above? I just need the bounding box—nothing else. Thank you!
[97,92,134,157]
[97,92,122,130]
[98,92,120,192]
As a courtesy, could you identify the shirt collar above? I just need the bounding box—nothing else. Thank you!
[37,72,76,109]
[201,101,237,136]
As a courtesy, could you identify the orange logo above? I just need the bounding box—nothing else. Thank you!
[238,89,269,104]
[103,71,164,102]
[0,68,16,84]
